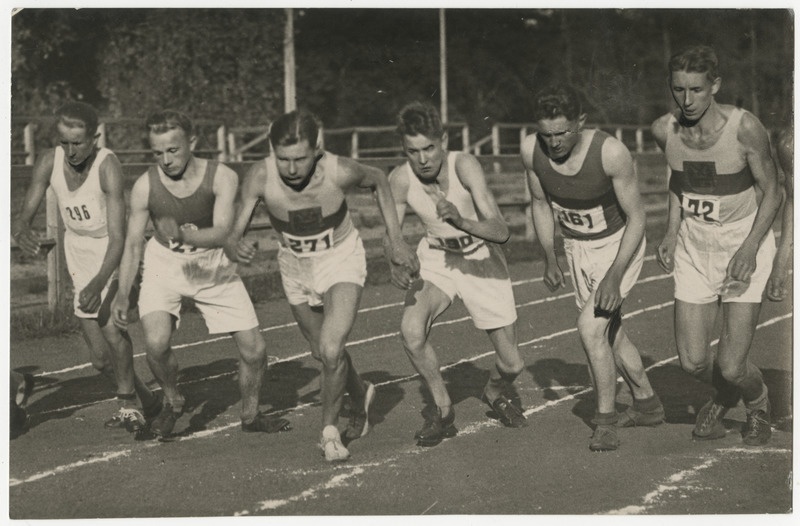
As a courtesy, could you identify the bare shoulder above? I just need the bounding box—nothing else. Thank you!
[650,112,674,141]
[520,133,538,169]
[736,110,770,150]
[453,151,483,176]
[213,161,240,188]
[129,171,151,207]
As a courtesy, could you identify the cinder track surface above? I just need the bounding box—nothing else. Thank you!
[8,254,793,519]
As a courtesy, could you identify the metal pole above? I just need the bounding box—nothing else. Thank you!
[284,8,297,112]
[439,9,448,123]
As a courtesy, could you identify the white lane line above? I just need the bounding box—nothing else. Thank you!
[235,312,793,515]
[605,447,792,515]
[11,311,790,493]
[34,255,664,377]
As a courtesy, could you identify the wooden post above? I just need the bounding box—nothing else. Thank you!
[45,188,68,312]
[491,125,501,173]
[635,128,644,153]
[217,125,227,161]
[519,126,528,152]
[24,123,37,165]
[97,123,107,148]
[227,131,240,162]
[284,8,297,112]
[615,128,623,144]
[461,125,469,152]
[351,130,359,159]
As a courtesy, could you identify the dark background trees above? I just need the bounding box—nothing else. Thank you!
[11,8,794,138]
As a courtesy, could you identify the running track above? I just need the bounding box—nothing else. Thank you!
[7,253,794,519]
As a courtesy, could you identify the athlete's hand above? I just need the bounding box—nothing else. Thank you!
[656,235,677,273]
[595,272,623,313]
[389,261,417,290]
[111,294,130,331]
[78,277,104,314]
[543,260,565,292]
[12,225,42,257]
[727,241,758,282]
[436,199,464,228]
[765,265,789,302]
[387,237,419,274]
[235,239,257,265]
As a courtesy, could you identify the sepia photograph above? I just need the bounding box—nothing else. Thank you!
[7,3,795,520]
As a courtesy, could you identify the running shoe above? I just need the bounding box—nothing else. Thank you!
[742,406,772,446]
[616,403,665,427]
[414,405,457,447]
[692,399,727,441]
[589,424,619,451]
[104,407,146,432]
[242,412,292,433]
[344,381,376,441]
[319,425,350,462]
[149,402,183,437]
[482,392,527,428]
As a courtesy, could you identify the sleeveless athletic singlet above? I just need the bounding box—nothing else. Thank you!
[50,146,111,238]
[532,129,626,241]
[403,151,484,254]
[147,160,217,251]
[263,151,355,257]
[665,107,757,225]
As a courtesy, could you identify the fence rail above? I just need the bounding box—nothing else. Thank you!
[10,153,670,312]
[13,117,659,165]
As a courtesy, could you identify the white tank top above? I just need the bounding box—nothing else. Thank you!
[263,151,356,257]
[49,147,111,238]
[665,108,758,225]
[404,151,485,253]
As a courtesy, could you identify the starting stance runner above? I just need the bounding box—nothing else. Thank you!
[226,110,418,462]
[112,110,290,438]
[387,101,527,447]
[653,45,780,445]
[522,84,663,451]
[12,102,160,431]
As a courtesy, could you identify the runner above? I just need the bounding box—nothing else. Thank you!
[226,109,418,461]
[522,84,663,451]
[111,109,291,437]
[653,45,780,445]
[387,101,527,447]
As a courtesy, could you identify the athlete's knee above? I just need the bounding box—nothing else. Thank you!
[400,316,428,354]
[677,352,710,377]
[577,313,607,350]
[238,334,267,367]
[318,338,346,369]
[716,357,750,386]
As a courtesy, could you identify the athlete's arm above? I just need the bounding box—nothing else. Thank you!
[727,112,782,282]
[767,128,793,301]
[384,166,416,290]
[651,115,681,273]
[11,149,56,256]
[447,153,509,243]
[225,162,267,264]
[339,156,418,272]
[78,154,126,314]
[595,139,645,312]
[522,135,564,292]
[112,173,150,330]
[166,163,240,249]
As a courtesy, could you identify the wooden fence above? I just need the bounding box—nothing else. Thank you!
[10,153,670,312]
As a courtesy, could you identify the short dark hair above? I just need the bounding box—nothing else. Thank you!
[55,101,99,136]
[533,84,583,122]
[668,45,720,82]
[146,109,194,136]
[396,102,444,138]
[269,110,320,148]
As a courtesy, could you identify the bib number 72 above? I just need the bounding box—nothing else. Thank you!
[681,194,720,223]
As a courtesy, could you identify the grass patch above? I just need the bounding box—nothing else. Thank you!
[10,303,82,341]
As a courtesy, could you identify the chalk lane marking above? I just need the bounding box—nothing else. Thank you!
[605,446,792,515]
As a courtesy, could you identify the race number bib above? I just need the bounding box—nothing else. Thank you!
[681,193,720,224]
[282,228,334,256]
[552,203,607,235]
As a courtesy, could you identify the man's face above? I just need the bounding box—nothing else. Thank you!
[150,128,194,178]
[402,133,446,182]
[274,139,319,188]
[57,122,97,167]
[536,116,583,160]
[670,70,720,121]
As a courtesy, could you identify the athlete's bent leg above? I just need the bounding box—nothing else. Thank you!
[140,311,184,411]
[400,280,453,412]
[232,327,268,422]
